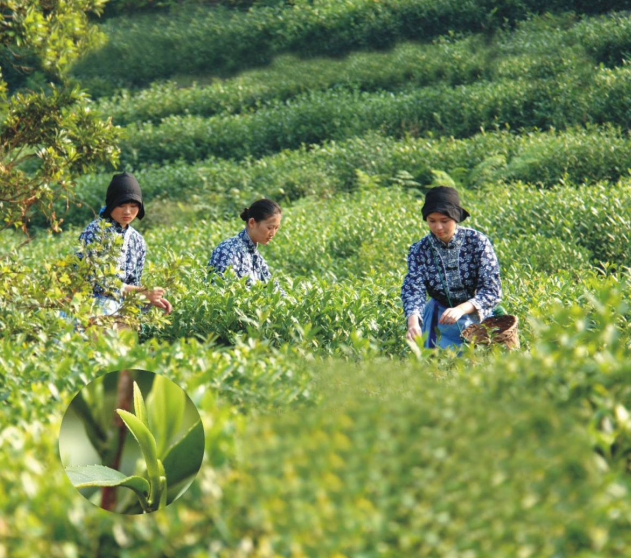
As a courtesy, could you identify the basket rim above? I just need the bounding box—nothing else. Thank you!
[462,314,520,346]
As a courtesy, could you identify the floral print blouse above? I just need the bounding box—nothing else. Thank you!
[401,226,501,323]
[77,217,146,298]
[208,228,284,294]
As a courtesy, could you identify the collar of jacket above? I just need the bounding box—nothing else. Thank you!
[239,228,258,253]
[102,216,128,235]
[431,225,461,249]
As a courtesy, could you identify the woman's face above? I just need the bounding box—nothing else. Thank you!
[426,212,457,242]
[110,202,140,228]
[248,213,282,245]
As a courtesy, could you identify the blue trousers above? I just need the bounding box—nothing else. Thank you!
[421,298,480,350]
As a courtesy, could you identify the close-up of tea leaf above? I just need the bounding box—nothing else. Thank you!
[66,465,151,511]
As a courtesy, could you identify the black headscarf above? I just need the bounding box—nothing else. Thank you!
[103,172,145,220]
[421,186,469,222]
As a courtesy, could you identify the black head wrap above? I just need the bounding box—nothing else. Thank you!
[421,186,469,223]
[103,172,145,220]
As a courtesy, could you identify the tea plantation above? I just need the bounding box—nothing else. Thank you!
[3,1,631,556]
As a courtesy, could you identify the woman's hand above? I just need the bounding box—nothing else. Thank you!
[406,314,422,341]
[143,287,173,315]
[439,301,477,325]
[143,287,165,305]
[439,306,465,325]
[152,297,172,315]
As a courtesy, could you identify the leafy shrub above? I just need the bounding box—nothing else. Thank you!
[116,77,587,166]
[113,56,631,168]
[73,1,631,90]
[95,13,624,126]
[97,39,488,125]
[573,12,631,66]
[59,124,631,231]
[4,281,631,556]
[227,381,625,556]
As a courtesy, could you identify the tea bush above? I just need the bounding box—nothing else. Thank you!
[6,3,631,556]
[114,79,552,165]
[115,63,631,167]
[573,12,631,66]
[96,12,613,126]
[97,39,488,126]
[3,283,631,556]
[72,1,631,90]
[226,385,628,556]
[8,186,627,359]
[60,125,631,228]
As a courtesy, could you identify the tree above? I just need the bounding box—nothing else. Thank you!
[0,0,120,238]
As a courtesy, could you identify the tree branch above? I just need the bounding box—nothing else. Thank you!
[101,370,134,511]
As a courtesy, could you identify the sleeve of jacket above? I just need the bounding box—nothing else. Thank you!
[208,243,240,277]
[468,233,502,320]
[401,242,428,322]
[132,234,147,286]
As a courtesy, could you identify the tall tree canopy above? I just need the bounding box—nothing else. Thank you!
[0,0,120,237]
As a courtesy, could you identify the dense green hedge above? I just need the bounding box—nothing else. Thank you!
[97,40,488,125]
[115,64,631,166]
[73,1,631,90]
[574,12,631,66]
[11,186,629,355]
[3,281,631,556]
[7,4,631,557]
[58,125,631,229]
[96,14,608,125]
[229,383,624,556]
[114,78,556,165]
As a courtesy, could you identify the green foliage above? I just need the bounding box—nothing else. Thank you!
[227,381,624,556]
[96,13,616,126]
[7,184,630,350]
[61,374,203,513]
[111,65,631,167]
[66,464,151,510]
[0,86,120,234]
[116,408,164,510]
[0,0,108,88]
[146,374,186,456]
[574,12,631,67]
[0,1,120,236]
[112,79,563,165]
[58,126,631,228]
[96,39,488,125]
[161,419,205,501]
[4,283,631,554]
[6,2,631,554]
[71,1,631,89]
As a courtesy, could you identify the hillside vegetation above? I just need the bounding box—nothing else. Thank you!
[3,1,631,556]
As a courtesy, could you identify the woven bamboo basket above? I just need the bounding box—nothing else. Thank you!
[462,314,520,349]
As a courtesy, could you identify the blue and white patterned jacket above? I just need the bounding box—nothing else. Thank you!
[401,226,501,323]
[77,217,146,298]
[208,228,284,294]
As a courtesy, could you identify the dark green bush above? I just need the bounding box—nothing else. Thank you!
[228,382,625,557]
[116,77,589,166]
[73,1,631,90]
[58,125,631,229]
[97,39,488,126]
[573,13,631,66]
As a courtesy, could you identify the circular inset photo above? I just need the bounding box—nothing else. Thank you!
[59,369,204,514]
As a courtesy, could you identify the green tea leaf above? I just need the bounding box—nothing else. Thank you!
[162,419,205,491]
[65,464,150,498]
[116,409,160,483]
[133,381,149,428]
[147,374,186,457]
